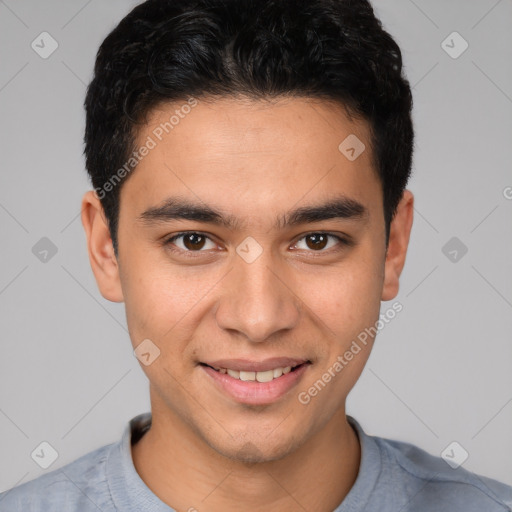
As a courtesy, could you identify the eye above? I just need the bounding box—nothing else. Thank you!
[164,231,352,258]
[165,232,217,253]
[292,232,349,252]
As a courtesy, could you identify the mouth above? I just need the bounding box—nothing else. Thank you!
[199,362,309,383]
[199,358,312,405]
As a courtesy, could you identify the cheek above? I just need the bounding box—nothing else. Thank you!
[119,250,178,344]
[301,259,383,338]
[294,265,380,413]
[120,253,216,357]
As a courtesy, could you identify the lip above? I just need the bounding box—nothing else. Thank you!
[201,357,308,372]
[201,361,311,405]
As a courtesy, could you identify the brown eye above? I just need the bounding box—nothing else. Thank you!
[182,233,206,250]
[293,232,350,253]
[165,232,216,252]
[304,233,328,250]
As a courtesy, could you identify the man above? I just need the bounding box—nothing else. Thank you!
[1,0,511,510]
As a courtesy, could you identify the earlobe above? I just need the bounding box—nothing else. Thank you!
[81,190,124,303]
[381,189,414,301]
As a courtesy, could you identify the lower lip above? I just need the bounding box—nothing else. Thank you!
[201,363,310,405]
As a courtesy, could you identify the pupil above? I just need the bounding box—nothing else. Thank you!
[307,233,327,250]
[184,233,205,250]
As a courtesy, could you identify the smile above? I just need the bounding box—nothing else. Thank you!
[205,364,298,382]
[199,359,311,405]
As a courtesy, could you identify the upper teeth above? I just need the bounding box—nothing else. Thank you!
[217,366,293,382]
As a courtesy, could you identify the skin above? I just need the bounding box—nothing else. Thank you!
[81,96,414,512]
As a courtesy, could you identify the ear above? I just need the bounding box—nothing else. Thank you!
[81,190,124,303]
[381,189,414,301]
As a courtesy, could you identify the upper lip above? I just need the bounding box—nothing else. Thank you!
[201,357,310,372]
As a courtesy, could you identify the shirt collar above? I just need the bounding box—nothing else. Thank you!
[106,412,381,511]
[334,415,382,511]
[107,412,174,511]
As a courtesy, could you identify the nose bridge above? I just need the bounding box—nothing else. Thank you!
[215,248,300,342]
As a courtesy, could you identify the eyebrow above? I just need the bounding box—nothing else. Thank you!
[137,195,368,231]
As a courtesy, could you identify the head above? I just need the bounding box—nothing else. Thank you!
[82,0,414,462]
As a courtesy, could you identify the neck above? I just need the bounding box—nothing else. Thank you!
[132,400,360,512]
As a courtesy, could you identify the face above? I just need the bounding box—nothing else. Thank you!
[82,96,413,462]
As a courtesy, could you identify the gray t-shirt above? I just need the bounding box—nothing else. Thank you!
[1,412,511,511]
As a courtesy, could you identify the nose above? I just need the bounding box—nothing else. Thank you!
[214,251,301,343]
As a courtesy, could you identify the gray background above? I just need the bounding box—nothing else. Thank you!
[1,0,511,493]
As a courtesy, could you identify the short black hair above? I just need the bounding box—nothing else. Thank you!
[84,0,414,256]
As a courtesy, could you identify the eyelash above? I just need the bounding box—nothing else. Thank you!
[163,231,352,257]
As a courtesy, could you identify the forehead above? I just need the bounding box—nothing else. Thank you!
[120,96,381,228]
[141,95,371,162]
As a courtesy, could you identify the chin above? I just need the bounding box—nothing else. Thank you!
[205,430,301,464]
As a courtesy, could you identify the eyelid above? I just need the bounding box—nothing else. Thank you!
[291,232,352,252]
[164,230,352,256]
[164,231,219,254]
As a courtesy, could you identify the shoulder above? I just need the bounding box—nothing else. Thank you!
[376,434,512,511]
[0,442,116,512]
